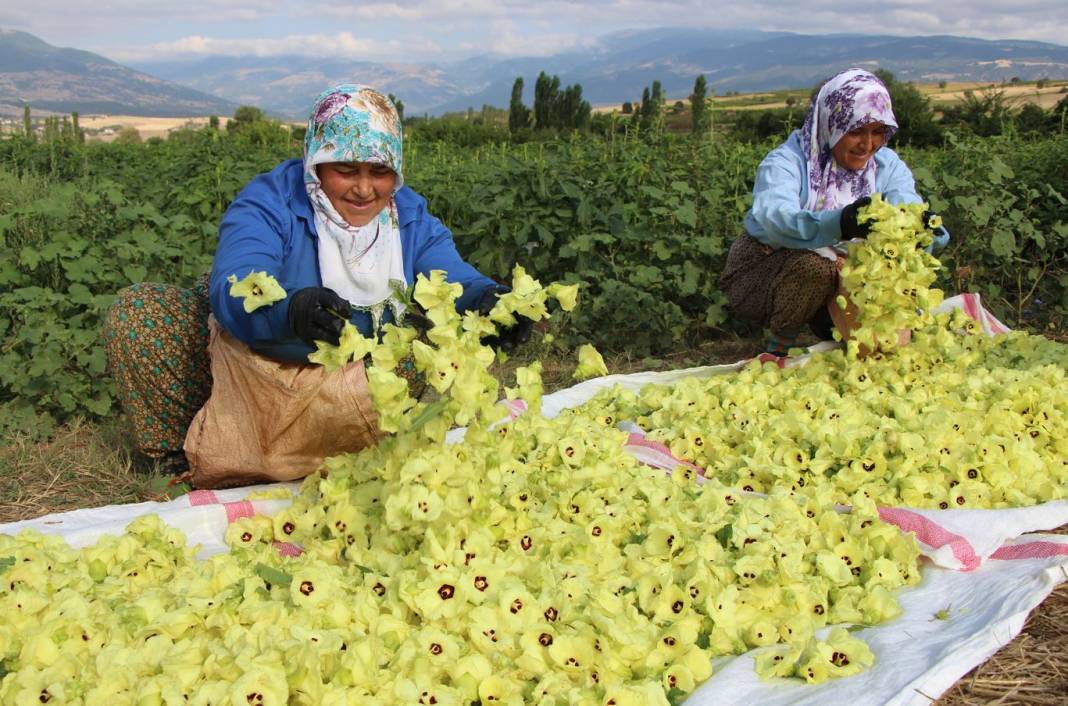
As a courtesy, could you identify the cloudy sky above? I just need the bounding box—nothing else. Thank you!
[3,0,1067,64]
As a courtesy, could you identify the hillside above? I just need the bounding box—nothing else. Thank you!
[3,26,1067,119]
[0,29,237,117]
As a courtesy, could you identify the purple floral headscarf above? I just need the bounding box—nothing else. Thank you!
[799,68,898,212]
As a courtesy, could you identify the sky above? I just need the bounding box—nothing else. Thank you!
[3,0,1067,65]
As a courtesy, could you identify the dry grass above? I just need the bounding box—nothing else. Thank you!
[0,334,1064,703]
[0,417,176,524]
[938,525,1068,705]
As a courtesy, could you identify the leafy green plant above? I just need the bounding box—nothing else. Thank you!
[0,125,1064,439]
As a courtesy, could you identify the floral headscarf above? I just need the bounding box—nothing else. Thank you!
[800,68,898,212]
[303,84,407,326]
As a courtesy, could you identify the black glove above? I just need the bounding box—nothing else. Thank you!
[287,287,351,346]
[478,287,534,352]
[401,304,434,338]
[840,196,873,240]
[922,210,941,232]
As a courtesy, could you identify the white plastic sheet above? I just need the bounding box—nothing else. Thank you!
[1,292,1063,704]
[2,473,1065,706]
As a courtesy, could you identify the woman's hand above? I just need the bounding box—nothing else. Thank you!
[478,287,534,351]
[287,287,352,346]
[839,196,874,240]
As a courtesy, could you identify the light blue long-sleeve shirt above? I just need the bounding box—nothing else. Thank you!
[742,132,950,251]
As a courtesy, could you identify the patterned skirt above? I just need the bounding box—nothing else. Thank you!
[719,233,839,336]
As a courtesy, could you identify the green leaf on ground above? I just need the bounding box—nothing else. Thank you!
[255,563,293,586]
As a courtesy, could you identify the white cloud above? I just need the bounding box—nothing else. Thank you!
[104,31,439,62]
[300,0,1068,42]
[13,0,277,22]
[4,0,1065,64]
[307,0,600,22]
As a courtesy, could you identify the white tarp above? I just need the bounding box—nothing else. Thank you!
[3,462,1065,706]
[2,292,1064,704]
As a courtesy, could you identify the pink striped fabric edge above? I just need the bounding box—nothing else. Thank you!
[224,500,256,523]
[186,489,219,506]
[185,489,304,557]
[990,540,1068,561]
[753,352,789,368]
[272,541,304,557]
[502,398,528,420]
[624,433,705,476]
[960,292,1011,335]
[877,507,981,571]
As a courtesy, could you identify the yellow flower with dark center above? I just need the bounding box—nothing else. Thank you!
[227,271,287,313]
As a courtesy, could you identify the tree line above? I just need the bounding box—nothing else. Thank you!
[508,72,592,132]
[12,71,1065,152]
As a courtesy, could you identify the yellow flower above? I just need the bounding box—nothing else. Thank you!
[227,271,287,313]
[229,664,290,706]
[573,344,608,381]
[413,269,463,311]
[547,282,580,312]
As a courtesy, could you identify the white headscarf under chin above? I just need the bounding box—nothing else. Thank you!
[307,185,406,327]
[303,84,408,327]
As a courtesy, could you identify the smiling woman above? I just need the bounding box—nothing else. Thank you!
[718,68,951,356]
[102,83,533,485]
[317,161,398,227]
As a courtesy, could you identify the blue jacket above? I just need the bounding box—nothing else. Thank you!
[743,132,950,251]
[210,158,499,361]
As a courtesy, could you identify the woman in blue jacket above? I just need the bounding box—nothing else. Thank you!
[720,68,948,355]
[104,84,525,473]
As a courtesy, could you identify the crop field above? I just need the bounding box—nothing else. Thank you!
[0,101,1066,704]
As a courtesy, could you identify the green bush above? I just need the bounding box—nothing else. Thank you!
[0,126,1064,438]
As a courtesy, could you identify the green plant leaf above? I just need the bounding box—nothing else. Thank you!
[255,563,293,586]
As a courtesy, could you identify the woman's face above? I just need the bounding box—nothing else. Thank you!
[317,161,397,227]
[831,122,888,171]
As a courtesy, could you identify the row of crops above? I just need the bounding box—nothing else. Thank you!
[0,128,1066,437]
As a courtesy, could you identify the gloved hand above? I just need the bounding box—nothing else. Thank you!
[840,196,873,240]
[922,210,940,231]
[287,287,351,346]
[478,287,534,351]
[920,210,950,253]
[401,304,434,338]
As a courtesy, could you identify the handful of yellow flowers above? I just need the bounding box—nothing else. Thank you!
[834,194,943,357]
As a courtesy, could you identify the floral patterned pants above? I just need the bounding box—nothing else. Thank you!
[102,278,213,458]
[719,233,838,338]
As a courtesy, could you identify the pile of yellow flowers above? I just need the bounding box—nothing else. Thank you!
[596,329,1066,509]
[591,198,1067,509]
[0,435,920,704]
[1,265,927,705]
[2,201,1063,703]
[837,194,944,356]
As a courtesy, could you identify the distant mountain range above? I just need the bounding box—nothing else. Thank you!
[0,29,236,117]
[3,27,1068,119]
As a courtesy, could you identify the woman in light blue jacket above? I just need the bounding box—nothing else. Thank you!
[720,68,948,355]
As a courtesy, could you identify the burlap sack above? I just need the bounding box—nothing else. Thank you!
[183,316,381,488]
